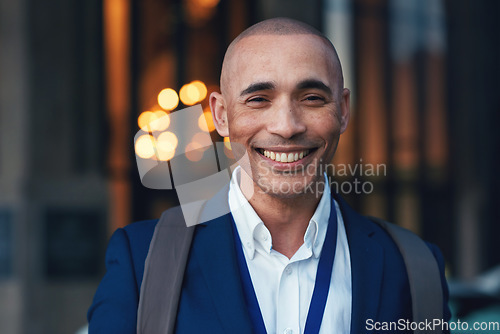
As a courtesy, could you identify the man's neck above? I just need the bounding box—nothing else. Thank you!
[239,172,324,259]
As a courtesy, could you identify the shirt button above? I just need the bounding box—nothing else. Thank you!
[284,329,293,334]
[285,267,293,275]
[262,233,268,241]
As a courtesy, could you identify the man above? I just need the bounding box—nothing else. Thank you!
[88,17,451,333]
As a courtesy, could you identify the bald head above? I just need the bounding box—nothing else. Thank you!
[220,17,344,96]
[234,17,328,42]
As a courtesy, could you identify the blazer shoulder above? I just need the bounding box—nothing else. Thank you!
[123,218,158,239]
[88,219,158,333]
[123,219,158,254]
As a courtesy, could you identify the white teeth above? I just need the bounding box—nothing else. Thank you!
[261,149,311,163]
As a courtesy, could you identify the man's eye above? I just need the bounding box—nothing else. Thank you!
[305,95,325,101]
[303,95,327,105]
[248,97,268,103]
[246,97,270,107]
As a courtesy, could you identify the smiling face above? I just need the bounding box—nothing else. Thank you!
[211,33,350,200]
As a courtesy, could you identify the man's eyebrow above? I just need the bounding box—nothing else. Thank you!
[296,79,333,95]
[240,82,275,97]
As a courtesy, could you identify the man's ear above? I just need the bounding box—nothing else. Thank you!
[210,91,229,137]
[339,88,351,134]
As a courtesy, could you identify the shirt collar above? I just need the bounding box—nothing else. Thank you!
[228,166,331,260]
[307,177,331,258]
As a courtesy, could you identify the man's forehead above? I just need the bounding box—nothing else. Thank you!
[220,32,343,96]
[232,35,335,75]
[232,33,329,55]
[226,34,336,79]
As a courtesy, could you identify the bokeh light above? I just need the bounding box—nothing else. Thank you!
[156,131,178,151]
[158,88,179,110]
[135,134,157,159]
[191,80,207,101]
[138,110,170,132]
[192,132,211,147]
[152,110,170,131]
[179,83,200,105]
[179,80,207,105]
[185,141,204,161]
[138,111,155,131]
[156,131,178,161]
[157,146,176,161]
[198,108,216,132]
[224,136,232,150]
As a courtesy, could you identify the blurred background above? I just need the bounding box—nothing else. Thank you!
[0,0,499,333]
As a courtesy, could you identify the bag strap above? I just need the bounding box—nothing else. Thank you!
[137,206,195,334]
[369,216,443,334]
[137,184,230,333]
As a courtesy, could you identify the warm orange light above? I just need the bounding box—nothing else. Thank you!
[156,131,178,161]
[179,80,207,105]
[157,147,176,161]
[192,132,211,147]
[135,134,157,159]
[224,136,232,150]
[157,131,178,151]
[158,88,179,110]
[198,108,216,132]
[138,111,154,131]
[197,0,220,8]
[138,110,170,131]
[185,141,204,161]
[191,80,207,101]
[179,83,200,106]
[158,150,175,161]
[153,110,170,131]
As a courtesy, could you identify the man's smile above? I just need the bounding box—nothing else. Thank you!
[256,147,317,163]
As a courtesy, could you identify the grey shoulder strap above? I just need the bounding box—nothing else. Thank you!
[137,206,195,334]
[137,184,230,334]
[369,216,443,334]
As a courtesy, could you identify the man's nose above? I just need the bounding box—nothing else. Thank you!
[266,99,306,139]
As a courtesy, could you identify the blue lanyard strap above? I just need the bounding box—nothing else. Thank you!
[230,199,338,334]
[304,202,338,334]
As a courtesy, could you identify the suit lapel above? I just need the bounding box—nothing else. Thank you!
[191,187,254,334]
[334,195,384,334]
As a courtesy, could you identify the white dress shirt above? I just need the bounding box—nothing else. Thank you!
[228,166,352,334]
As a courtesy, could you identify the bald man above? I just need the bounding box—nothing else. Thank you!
[88,18,451,334]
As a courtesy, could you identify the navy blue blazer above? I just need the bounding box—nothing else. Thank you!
[88,194,451,333]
